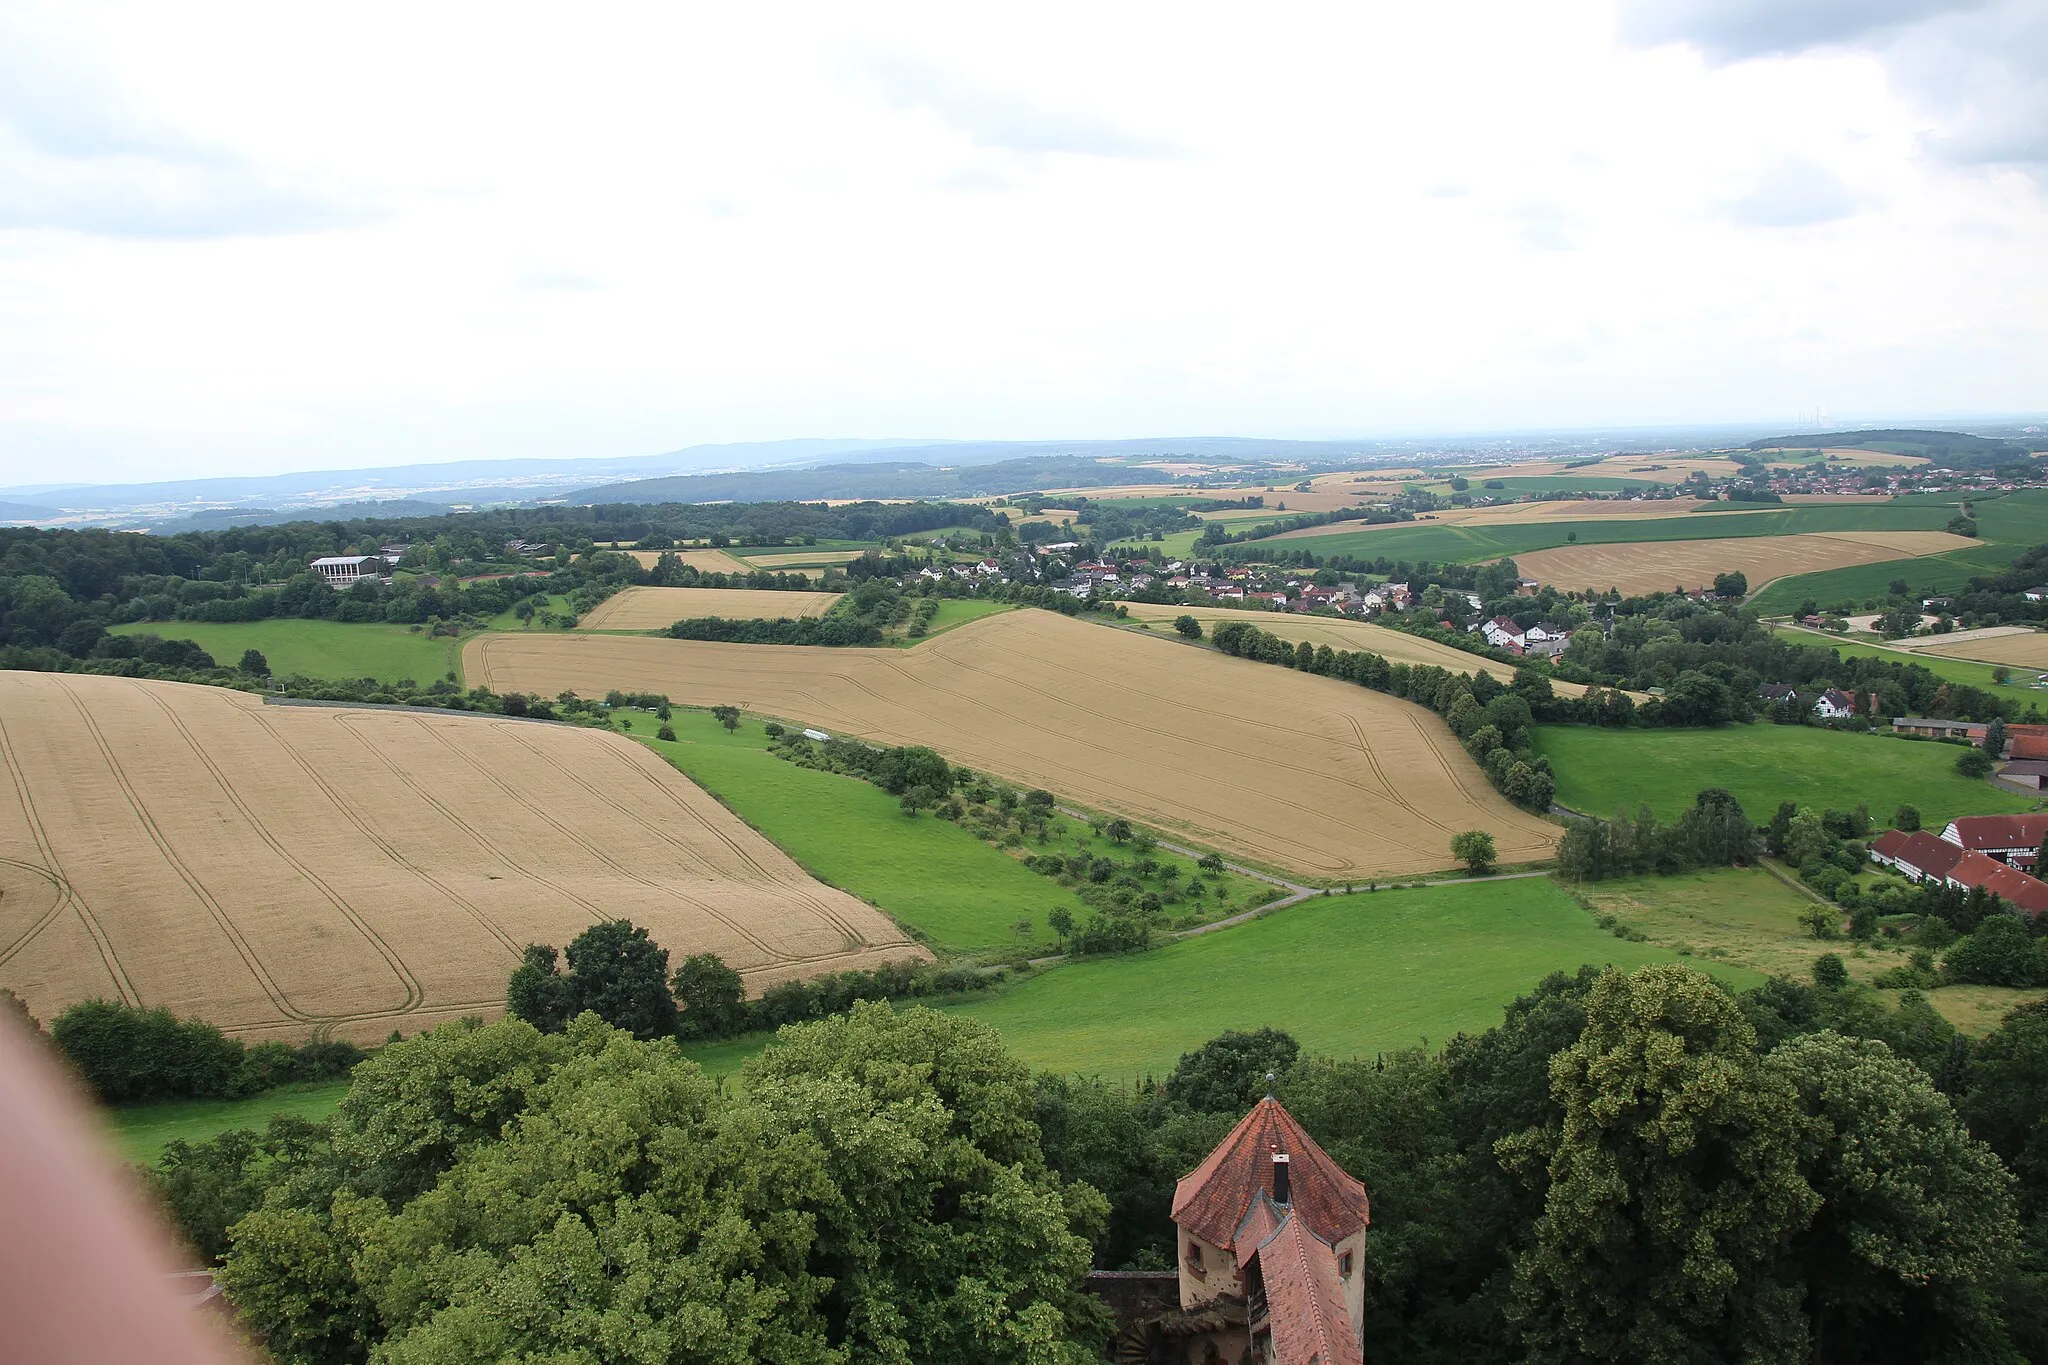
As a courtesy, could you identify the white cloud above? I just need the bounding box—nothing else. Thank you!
[1720,158,1867,226]
[0,0,2041,483]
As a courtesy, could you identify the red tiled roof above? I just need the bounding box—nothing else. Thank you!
[1245,1198,1363,1365]
[1982,863,2048,916]
[1172,1098,1370,1251]
[1870,829,1912,860]
[2007,736,2048,762]
[1889,831,1967,882]
[1945,814,2048,851]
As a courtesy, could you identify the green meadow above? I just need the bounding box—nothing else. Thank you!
[109,618,464,684]
[1533,723,2040,824]
[110,1078,352,1163]
[1748,542,2026,616]
[677,878,1749,1080]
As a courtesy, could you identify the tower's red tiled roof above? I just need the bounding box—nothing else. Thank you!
[1172,1097,1370,1250]
[1244,1196,1363,1365]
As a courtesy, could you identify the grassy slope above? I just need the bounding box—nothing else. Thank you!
[111,1079,352,1163]
[109,618,464,684]
[1747,543,2024,615]
[632,713,1275,953]
[1534,723,2040,823]
[1748,488,2047,614]
[950,879,1760,1076]
[1577,865,2048,1034]
[1771,626,2048,704]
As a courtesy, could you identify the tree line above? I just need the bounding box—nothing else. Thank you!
[1206,619,1560,811]
[5,994,363,1105]
[505,918,1002,1044]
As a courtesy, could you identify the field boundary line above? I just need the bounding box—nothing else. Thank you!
[252,708,525,959]
[49,676,307,1020]
[402,716,785,962]
[0,699,135,1002]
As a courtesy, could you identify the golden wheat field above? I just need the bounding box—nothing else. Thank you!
[738,548,871,569]
[467,610,1559,880]
[0,673,922,1042]
[1511,531,1975,597]
[618,548,756,574]
[1112,604,1635,699]
[578,586,843,631]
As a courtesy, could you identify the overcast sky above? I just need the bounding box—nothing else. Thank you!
[2,0,2044,483]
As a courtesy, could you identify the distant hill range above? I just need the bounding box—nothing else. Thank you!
[143,500,457,532]
[1746,428,2042,468]
[565,438,1418,505]
[0,500,59,523]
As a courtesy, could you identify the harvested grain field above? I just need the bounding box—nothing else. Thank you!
[0,673,922,1042]
[578,586,842,631]
[1113,604,1634,699]
[467,610,1559,880]
[619,548,755,574]
[1913,631,2048,670]
[739,549,871,569]
[1511,531,1976,597]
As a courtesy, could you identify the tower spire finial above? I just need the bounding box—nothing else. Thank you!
[1265,1071,1276,1099]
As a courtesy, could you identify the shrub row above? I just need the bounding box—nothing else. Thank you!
[42,999,365,1105]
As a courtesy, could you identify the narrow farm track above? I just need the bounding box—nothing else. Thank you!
[464,611,1558,879]
[0,673,924,1041]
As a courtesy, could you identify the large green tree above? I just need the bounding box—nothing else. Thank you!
[1508,964,1817,1363]
[563,919,678,1039]
[1765,1032,2021,1363]
[222,1007,1108,1365]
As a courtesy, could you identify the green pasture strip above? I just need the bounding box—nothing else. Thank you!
[1747,543,2024,616]
[1533,723,2041,825]
[111,1079,353,1163]
[1769,626,2048,700]
[634,713,1275,953]
[905,598,1014,641]
[108,618,463,685]
[635,720,1065,953]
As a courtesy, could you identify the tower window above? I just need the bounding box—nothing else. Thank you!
[1188,1241,1204,1271]
[1339,1251,1353,1278]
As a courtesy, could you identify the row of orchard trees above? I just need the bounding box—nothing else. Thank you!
[1205,619,1559,810]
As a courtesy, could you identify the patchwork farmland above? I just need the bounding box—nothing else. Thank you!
[577,586,843,630]
[466,609,1559,880]
[0,672,922,1042]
